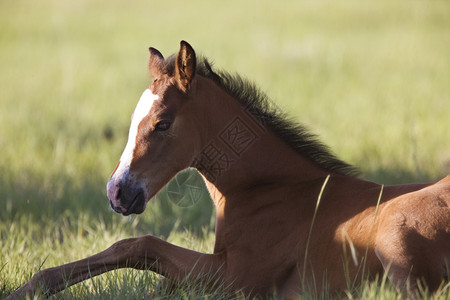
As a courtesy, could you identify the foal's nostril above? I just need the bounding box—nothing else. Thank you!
[116,187,122,201]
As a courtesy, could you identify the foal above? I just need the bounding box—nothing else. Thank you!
[8,41,450,299]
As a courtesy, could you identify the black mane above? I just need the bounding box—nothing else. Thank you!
[165,55,359,177]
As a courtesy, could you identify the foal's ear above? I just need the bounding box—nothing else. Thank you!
[148,47,164,78]
[175,40,196,93]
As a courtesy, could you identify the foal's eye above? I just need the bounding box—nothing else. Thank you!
[154,121,172,131]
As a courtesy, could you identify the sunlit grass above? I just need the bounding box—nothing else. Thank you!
[1,0,449,298]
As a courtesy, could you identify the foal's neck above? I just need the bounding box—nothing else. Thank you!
[192,76,328,203]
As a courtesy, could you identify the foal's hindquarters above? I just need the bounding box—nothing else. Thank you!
[375,176,450,294]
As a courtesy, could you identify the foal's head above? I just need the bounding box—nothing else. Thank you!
[107,41,200,215]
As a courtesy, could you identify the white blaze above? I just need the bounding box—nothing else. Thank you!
[107,89,159,204]
[120,89,159,167]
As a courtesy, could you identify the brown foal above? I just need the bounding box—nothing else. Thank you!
[8,41,450,299]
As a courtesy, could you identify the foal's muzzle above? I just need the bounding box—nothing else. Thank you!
[107,179,146,216]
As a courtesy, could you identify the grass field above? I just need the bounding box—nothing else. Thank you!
[1,0,449,298]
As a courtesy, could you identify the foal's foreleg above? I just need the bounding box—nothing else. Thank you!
[7,235,224,299]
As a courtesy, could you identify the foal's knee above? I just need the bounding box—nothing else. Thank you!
[375,223,447,296]
[374,213,417,291]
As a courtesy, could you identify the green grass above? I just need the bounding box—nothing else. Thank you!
[1,0,449,298]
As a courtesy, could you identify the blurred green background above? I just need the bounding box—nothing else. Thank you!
[1,0,449,296]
